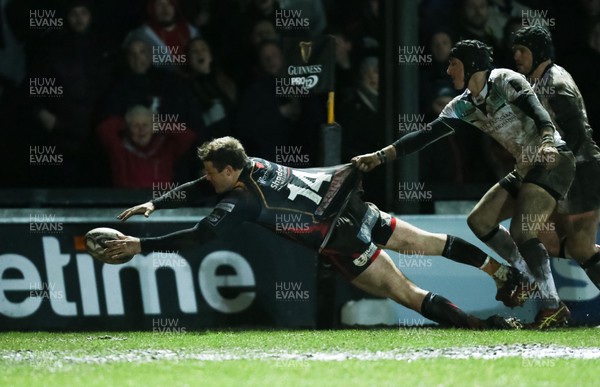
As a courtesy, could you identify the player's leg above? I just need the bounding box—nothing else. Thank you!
[383,216,500,275]
[536,212,567,257]
[511,182,569,328]
[378,209,529,307]
[558,210,600,290]
[350,250,517,329]
[323,199,519,329]
[549,159,600,289]
[467,181,531,276]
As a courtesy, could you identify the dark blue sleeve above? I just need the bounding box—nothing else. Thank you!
[140,189,261,252]
[151,176,216,209]
[392,118,466,157]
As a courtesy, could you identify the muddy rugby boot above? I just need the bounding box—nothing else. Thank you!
[528,302,570,329]
[494,265,531,308]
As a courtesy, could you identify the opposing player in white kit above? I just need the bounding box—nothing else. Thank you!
[353,40,575,329]
[510,26,600,290]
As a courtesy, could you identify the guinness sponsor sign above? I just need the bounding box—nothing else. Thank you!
[282,36,335,94]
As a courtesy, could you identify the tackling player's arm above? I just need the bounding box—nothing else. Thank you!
[503,73,559,169]
[547,93,587,152]
[117,177,216,221]
[352,118,470,172]
[106,189,260,260]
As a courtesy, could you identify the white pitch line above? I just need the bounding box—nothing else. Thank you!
[2,344,600,365]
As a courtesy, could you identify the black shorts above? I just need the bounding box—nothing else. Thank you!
[500,146,575,200]
[558,159,600,214]
[319,194,396,280]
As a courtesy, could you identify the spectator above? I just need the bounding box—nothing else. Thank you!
[243,0,280,31]
[104,38,192,121]
[124,0,199,72]
[244,18,281,87]
[96,105,196,188]
[495,16,524,68]
[486,0,531,44]
[328,27,355,94]
[455,0,499,52]
[26,0,115,186]
[278,0,328,37]
[235,39,301,162]
[338,56,385,208]
[186,37,237,143]
[419,28,454,111]
[249,18,280,48]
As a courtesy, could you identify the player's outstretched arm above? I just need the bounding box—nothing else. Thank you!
[352,119,456,172]
[117,201,155,221]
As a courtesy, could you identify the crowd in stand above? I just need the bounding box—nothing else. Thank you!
[0,0,598,209]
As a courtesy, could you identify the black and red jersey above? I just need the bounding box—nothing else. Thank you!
[140,158,361,252]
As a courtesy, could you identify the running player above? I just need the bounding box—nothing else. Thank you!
[352,40,576,328]
[104,136,520,329]
[511,26,600,289]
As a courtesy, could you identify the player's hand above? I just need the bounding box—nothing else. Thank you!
[351,152,381,172]
[117,201,155,221]
[104,235,141,260]
[537,145,560,170]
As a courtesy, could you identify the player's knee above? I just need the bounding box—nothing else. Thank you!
[467,209,488,236]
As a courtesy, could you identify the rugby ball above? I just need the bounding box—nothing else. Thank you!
[85,227,132,264]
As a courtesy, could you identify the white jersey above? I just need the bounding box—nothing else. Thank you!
[439,68,565,174]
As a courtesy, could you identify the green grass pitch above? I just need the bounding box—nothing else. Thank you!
[1,328,599,386]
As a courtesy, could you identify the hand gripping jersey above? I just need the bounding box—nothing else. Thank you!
[140,158,362,253]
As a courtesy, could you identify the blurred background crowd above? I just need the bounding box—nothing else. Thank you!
[0,0,599,209]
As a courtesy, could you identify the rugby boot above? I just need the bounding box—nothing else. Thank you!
[527,301,570,329]
[494,265,532,308]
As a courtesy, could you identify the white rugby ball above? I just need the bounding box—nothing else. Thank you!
[85,227,132,264]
